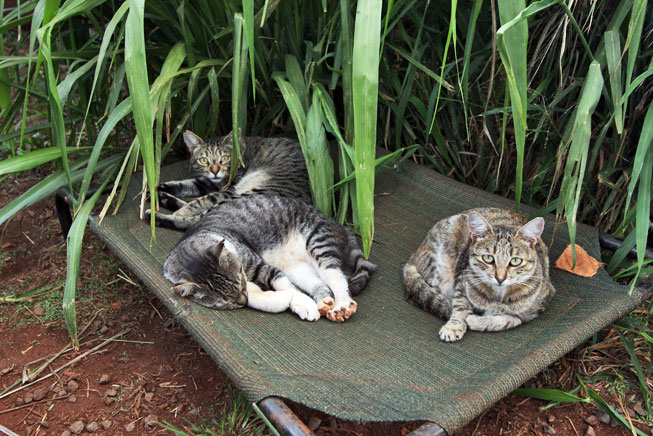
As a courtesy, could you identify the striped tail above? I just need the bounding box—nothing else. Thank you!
[346,232,376,296]
[403,263,451,319]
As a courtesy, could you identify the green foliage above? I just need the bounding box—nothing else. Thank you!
[0,0,651,341]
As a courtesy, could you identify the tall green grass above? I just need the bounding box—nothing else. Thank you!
[0,0,650,346]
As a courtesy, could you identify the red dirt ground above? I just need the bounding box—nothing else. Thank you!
[0,168,651,436]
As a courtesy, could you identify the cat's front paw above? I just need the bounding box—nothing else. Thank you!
[439,320,467,342]
[466,314,521,332]
[317,297,334,315]
[325,300,357,322]
[290,292,320,321]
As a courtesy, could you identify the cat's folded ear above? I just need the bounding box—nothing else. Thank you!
[468,211,493,241]
[517,217,545,247]
[207,239,225,261]
[183,130,204,153]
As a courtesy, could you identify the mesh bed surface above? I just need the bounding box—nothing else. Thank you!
[88,160,648,433]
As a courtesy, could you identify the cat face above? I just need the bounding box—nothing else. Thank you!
[183,130,234,181]
[467,212,544,288]
[172,240,248,309]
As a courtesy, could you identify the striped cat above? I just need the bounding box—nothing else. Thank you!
[164,195,376,322]
[149,130,311,230]
[403,208,555,342]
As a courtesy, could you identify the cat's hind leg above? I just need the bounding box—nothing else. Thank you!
[283,263,334,316]
[315,265,357,322]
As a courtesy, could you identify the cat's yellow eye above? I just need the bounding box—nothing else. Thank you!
[220,155,230,163]
[509,257,523,266]
[481,254,494,264]
[199,157,209,164]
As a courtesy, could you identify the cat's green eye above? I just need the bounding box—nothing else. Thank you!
[509,257,523,266]
[481,254,494,264]
[221,155,230,163]
[199,157,209,164]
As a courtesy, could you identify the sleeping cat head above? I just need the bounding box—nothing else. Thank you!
[467,211,544,288]
[183,130,242,181]
[171,240,248,309]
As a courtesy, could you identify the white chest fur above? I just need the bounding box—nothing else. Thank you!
[234,170,270,195]
[260,231,313,271]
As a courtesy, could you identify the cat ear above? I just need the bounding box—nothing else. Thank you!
[183,130,204,153]
[468,211,492,240]
[207,239,225,261]
[518,217,545,247]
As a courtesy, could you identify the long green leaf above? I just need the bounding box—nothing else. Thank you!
[351,0,382,257]
[125,0,156,238]
[0,147,90,176]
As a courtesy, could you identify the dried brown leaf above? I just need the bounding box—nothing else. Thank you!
[554,244,603,277]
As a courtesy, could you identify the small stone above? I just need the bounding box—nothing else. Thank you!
[596,412,611,425]
[66,380,79,392]
[69,420,84,435]
[99,325,109,335]
[542,424,556,435]
[86,421,99,433]
[584,415,598,426]
[101,419,112,430]
[585,425,595,436]
[98,374,110,385]
[626,407,637,418]
[188,408,198,417]
[633,402,646,417]
[24,393,33,404]
[103,397,113,406]
[308,417,321,431]
[143,414,159,429]
[33,387,47,401]
[104,388,117,397]
[33,306,45,316]
[67,395,77,403]
[56,389,67,397]
[60,431,71,436]
[38,420,49,428]
[15,397,24,406]
[125,422,135,432]
[547,415,555,423]
[144,392,154,402]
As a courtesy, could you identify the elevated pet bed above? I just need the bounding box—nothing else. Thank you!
[55,158,650,435]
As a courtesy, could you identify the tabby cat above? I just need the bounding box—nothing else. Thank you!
[164,195,376,322]
[149,130,311,230]
[403,208,555,342]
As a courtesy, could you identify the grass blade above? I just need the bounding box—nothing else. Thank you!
[305,93,334,216]
[0,146,90,176]
[125,0,156,238]
[352,0,382,257]
[616,330,651,416]
[604,29,623,133]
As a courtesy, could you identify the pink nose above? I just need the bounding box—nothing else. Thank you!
[210,165,219,175]
[495,275,505,284]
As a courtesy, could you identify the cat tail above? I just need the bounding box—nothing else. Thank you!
[403,263,451,319]
[346,231,376,296]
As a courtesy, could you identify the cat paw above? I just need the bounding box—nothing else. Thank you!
[290,293,320,321]
[326,300,357,322]
[317,297,334,315]
[465,314,489,331]
[439,321,466,342]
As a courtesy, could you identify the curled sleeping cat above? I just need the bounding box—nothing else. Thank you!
[148,130,311,231]
[403,208,555,342]
[164,195,376,322]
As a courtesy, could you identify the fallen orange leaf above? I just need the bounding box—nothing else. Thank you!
[554,244,603,277]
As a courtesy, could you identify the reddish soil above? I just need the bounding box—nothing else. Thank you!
[0,168,651,436]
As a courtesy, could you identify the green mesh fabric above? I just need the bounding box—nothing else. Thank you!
[88,160,648,433]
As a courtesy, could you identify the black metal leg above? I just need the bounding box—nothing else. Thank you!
[408,422,448,436]
[55,187,74,240]
[257,397,315,436]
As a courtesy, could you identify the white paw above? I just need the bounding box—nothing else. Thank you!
[325,299,357,322]
[290,293,320,321]
[439,321,466,342]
